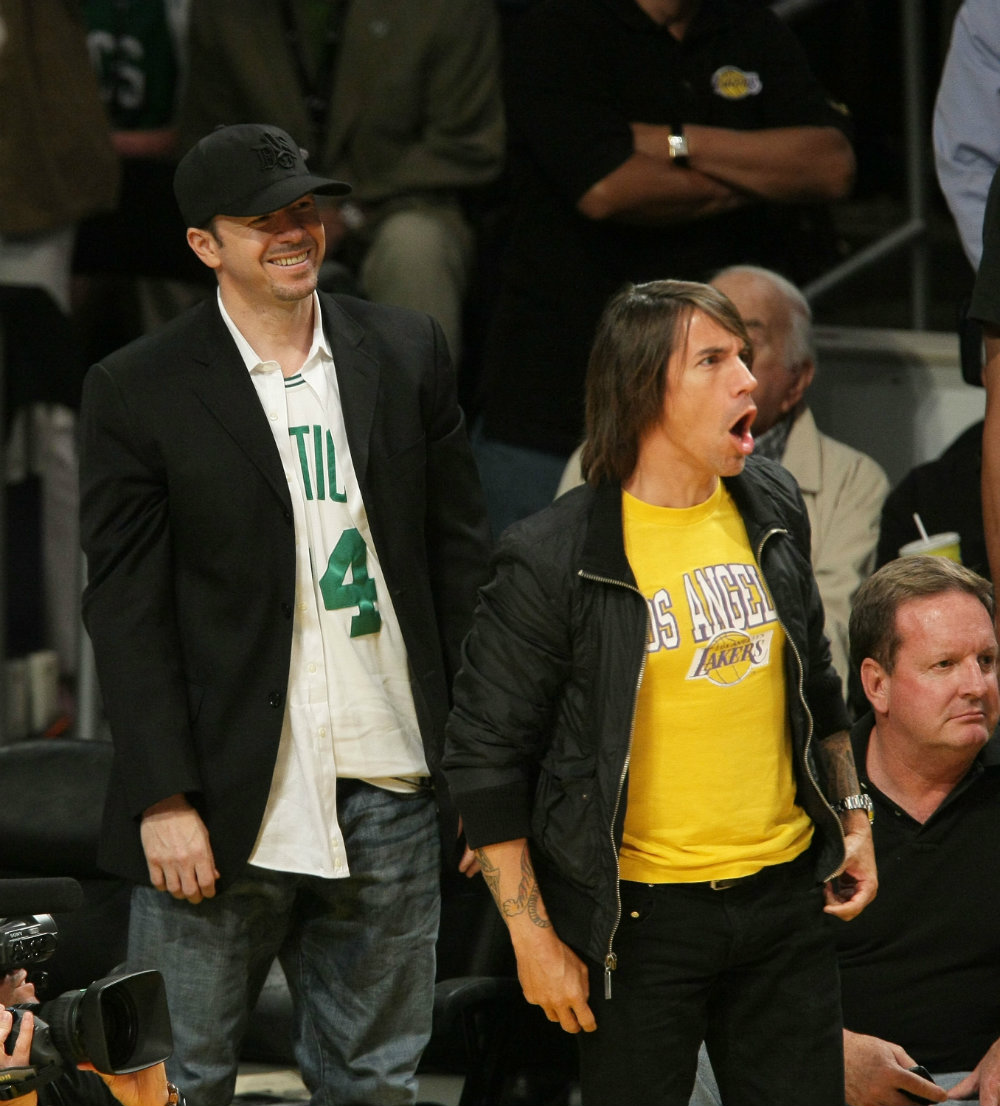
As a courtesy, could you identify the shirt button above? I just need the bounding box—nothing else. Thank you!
[268,691,284,709]
[307,662,317,673]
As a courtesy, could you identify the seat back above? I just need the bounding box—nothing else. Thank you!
[0,738,130,994]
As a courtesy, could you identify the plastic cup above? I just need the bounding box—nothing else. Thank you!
[898,531,962,562]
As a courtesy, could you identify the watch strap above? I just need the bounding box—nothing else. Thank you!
[667,124,690,168]
[832,793,874,823]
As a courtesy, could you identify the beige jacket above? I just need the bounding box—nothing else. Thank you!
[765,407,888,693]
[555,407,889,694]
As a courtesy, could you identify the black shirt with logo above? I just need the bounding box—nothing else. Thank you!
[480,0,851,454]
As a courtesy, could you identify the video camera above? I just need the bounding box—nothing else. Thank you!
[0,878,172,1101]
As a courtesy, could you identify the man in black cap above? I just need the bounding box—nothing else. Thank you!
[78,123,490,1106]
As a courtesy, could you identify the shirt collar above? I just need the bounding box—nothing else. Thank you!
[216,289,331,374]
[852,710,1000,774]
[981,726,1000,769]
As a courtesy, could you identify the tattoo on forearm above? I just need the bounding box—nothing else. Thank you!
[477,848,501,903]
[475,845,551,929]
[818,730,861,801]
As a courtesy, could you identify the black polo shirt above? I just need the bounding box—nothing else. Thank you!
[835,713,1000,1073]
[480,0,851,454]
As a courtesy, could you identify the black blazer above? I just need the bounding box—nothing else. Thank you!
[80,293,490,886]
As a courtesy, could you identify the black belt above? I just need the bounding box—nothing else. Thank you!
[706,873,757,891]
[635,850,813,893]
[702,849,812,891]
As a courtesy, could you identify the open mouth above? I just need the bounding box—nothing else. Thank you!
[729,410,755,455]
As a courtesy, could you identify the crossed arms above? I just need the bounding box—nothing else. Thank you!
[577,121,854,223]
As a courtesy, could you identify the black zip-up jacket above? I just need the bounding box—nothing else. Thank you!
[444,457,851,969]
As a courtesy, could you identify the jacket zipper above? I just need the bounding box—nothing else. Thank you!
[578,568,648,999]
[755,528,846,879]
[578,524,845,1001]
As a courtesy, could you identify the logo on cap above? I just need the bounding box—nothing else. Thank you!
[254,131,299,173]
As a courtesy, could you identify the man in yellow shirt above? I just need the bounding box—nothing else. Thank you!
[445,279,877,1105]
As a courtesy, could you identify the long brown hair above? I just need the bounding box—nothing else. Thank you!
[580,280,750,485]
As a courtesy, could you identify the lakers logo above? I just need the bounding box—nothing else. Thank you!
[711,66,762,101]
[687,629,772,686]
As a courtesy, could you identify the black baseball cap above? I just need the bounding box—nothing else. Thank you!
[174,123,351,228]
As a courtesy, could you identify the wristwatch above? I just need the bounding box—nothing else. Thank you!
[166,1082,186,1106]
[667,125,690,168]
[832,793,874,823]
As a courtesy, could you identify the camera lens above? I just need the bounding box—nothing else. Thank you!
[39,984,142,1070]
[40,989,85,1066]
[22,970,171,1076]
[99,986,140,1070]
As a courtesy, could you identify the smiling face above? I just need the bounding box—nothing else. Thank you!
[629,308,757,506]
[187,194,325,309]
[864,590,999,764]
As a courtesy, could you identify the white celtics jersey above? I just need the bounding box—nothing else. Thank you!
[220,293,426,878]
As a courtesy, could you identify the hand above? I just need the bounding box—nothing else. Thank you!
[0,972,36,1006]
[78,1061,170,1106]
[947,1034,1000,1103]
[456,818,481,878]
[824,812,878,920]
[140,794,219,904]
[843,1030,947,1105]
[476,839,595,1033]
[0,1004,38,1106]
[110,127,177,160]
[630,122,670,160]
[458,844,481,878]
[0,1003,171,1106]
[510,925,596,1035]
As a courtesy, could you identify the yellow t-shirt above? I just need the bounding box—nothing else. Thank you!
[618,483,813,884]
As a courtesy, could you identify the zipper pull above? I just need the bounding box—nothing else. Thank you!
[604,951,617,999]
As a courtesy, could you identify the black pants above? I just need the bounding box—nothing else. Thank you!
[577,852,844,1106]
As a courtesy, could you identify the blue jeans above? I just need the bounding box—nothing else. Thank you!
[577,852,843,1106]
[128,781,440,1106]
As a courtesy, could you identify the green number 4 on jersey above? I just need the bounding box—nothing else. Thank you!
[319,528,382,637]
